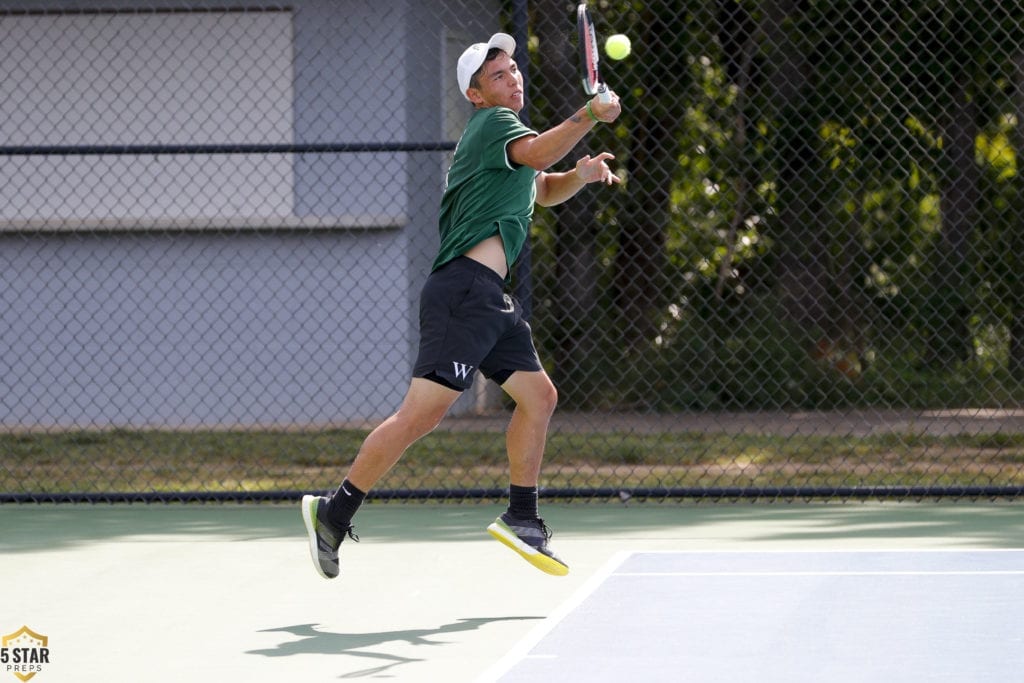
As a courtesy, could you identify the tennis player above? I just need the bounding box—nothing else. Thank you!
[302,32,621,579]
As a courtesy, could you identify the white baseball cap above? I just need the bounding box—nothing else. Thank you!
[457,32,516,101]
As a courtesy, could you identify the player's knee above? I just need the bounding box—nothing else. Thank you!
[415,408,449,436]
[393,405,448,439]
[504,371,558,416]
[536,379,558,416]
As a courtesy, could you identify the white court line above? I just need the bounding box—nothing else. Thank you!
[474,551,633,683]
[616,570,1024,577]
[613,549,1024,577]
[615,548,1024,555]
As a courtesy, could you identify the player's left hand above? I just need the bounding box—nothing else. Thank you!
[576,152,621,185]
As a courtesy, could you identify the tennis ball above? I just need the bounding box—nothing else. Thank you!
[605,34,631,61]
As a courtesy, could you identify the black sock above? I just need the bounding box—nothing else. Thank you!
[324,479,366,529]
[508,484,539,520]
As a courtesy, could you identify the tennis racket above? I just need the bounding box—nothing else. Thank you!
[577,2,612,103]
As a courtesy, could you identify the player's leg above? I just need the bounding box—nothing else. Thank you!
[501,369,558,489]
[485,368,568,576]
[302,379,461,580]
[303,259,479,580]
[346,377,461,490]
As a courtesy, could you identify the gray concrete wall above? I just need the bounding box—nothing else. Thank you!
[0,0,504,428]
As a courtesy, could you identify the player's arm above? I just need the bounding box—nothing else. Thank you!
[535,153,621,207]
[508,94,619,172]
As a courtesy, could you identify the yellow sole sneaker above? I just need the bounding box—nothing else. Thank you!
[486,515,569,576]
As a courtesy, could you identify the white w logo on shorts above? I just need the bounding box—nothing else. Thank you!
[452,362,474,381]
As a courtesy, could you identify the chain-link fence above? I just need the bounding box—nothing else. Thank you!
[2,0,1024,503]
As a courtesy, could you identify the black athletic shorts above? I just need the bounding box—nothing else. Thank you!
[413,256,542,391]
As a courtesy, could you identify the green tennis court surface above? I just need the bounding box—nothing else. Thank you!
[1,503,1021,682]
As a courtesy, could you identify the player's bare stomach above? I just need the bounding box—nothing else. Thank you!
[464,235,508,279]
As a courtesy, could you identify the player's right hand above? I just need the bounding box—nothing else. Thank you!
[589,91,621,123]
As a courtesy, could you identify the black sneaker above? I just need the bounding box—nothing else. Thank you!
[486,512,569,576]
[301,494,357,579]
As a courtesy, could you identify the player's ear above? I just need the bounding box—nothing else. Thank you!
[466,87,485,106]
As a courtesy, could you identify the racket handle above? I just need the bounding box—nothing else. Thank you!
[597,83,611,103]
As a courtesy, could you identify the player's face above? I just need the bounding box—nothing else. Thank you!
[470,52,524,112]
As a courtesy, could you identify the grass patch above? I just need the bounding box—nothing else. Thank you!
[3,426,1024,498]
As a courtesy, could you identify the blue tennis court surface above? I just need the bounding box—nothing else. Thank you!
[483,550,1024,682]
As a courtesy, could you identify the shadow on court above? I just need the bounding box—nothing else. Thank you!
[247,617,542,679]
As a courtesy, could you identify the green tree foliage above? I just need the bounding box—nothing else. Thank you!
[525,0,1024,409]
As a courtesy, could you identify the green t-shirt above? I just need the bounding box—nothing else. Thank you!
[434,106,538,273]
